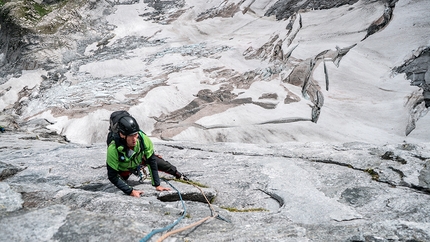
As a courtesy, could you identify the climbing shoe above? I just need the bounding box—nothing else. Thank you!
[174,171,182,179]
[182,174,190,181]
[175,171,190,181]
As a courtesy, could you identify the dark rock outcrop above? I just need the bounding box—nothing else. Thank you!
[0,7,31,77]
[395,47,430,135]
[265,0,360,20]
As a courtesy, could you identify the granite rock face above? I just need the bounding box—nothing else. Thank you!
[0,1,429,240]
[0,132,429,241]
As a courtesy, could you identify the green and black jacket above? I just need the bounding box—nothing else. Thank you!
[106,131,160,195]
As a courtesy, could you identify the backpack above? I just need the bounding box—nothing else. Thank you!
[106,110,145,152]
[106,110,131,146]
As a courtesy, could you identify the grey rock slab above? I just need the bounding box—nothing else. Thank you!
[0,182,23,212]
[262,158,363,224]
[52,209,149,242]
[1,133,430,241]
[0,204,69,241]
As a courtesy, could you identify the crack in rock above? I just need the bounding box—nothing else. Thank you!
[157,187,216,203]
[256,188,284,208]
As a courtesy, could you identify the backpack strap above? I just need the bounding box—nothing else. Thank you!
[110,133,126,163]
[138,131,146,161]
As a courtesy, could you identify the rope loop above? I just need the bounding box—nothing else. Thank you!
[139,179,186,242]
[140,179,230,242]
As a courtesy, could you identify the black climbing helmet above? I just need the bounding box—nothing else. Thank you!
[117,116,140,136]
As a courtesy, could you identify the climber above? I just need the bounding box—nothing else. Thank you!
[0,126,5,133]
[106,115,188,198]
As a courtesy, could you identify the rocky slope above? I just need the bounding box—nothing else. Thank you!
[0,0,429,144]
[1,132,430,241]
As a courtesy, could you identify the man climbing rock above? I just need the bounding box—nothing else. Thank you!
[106,115,188,197]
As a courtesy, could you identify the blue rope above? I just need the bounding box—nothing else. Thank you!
[140,179,186,242]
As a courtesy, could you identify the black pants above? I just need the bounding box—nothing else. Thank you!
[151,154,179,177]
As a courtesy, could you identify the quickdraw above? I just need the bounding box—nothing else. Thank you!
[136,165,148,183]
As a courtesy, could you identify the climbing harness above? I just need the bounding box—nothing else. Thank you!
[135,165,148,184]
[139,179,230,242]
